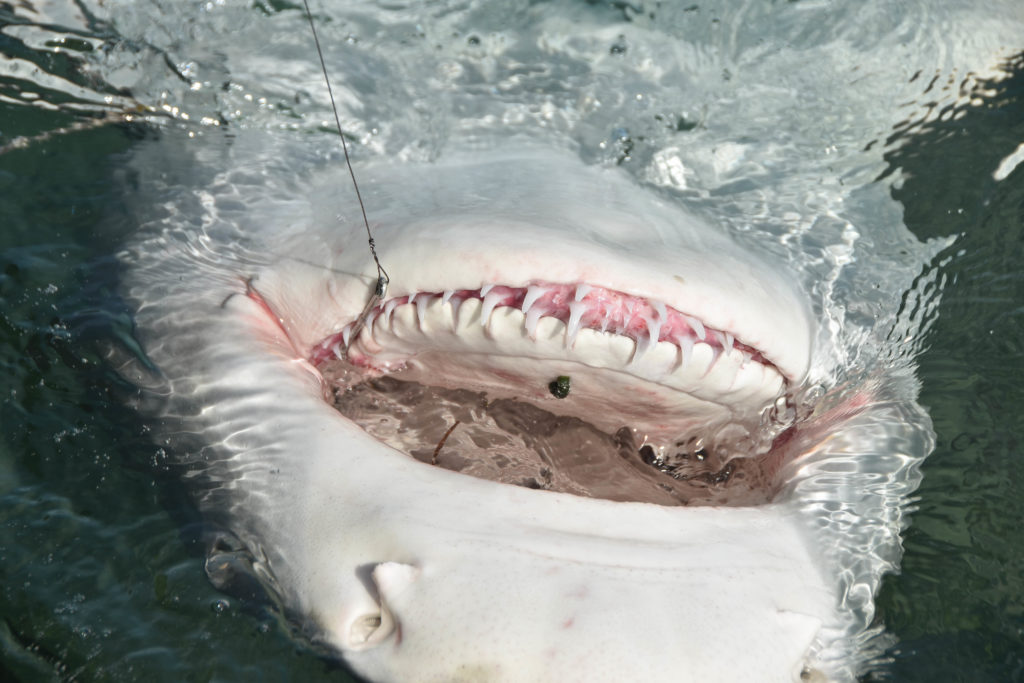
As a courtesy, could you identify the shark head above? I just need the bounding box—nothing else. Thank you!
[257,147,812,450]
[121,136,932,683]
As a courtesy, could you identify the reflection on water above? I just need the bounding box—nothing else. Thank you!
[870,51,1024,681]
[0,0,1022,681]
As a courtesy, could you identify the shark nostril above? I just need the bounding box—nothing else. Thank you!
[344,562,419,650]
[350,612,386,645]
[349,610,392,648]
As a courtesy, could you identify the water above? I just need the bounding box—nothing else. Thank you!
[1,1,1022,680]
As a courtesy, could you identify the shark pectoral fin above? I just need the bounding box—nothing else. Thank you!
[343,562,420,651]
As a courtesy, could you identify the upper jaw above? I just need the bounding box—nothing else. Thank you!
[245,147,814,445]
[309,280,789,442]
[248,233,813,447]
[257,227,813,383]
[254,147,814,389]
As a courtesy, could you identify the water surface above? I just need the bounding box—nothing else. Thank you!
[1,1,1022,680]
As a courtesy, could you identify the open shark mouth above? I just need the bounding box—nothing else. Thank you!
[296,278,796,507]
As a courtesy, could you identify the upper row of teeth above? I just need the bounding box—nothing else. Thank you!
[317,283,762,372]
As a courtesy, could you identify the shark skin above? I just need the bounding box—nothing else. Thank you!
[122,143,925,683]
[219,288,833,683]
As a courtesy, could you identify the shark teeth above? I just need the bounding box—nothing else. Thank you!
[683,314,705,341]
[310,281,773,378]
[525,305,543,339]
[415,293,430,325]
[566,301,587,347]
[678,335,694,368]
[383,298,399,325]
[480,289,504,328]
[643,314,662,347]
[521,285,549,314]
[449,296,464,330]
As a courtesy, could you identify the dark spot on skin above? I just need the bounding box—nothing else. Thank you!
[549,375,570,398]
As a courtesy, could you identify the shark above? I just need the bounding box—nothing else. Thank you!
[120,137,929,682]
[109,0,1023,681]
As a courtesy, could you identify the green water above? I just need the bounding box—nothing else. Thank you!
[1,3,1023,682]
[869,54,1024,681]
[0,125,346,680]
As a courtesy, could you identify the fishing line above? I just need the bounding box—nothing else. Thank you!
[302,0,389,346]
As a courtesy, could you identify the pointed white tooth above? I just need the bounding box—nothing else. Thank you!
[574,283,592,302]
[450,297,463,330]
[480,290,503,327]
[331,341,343,359]
[620,301,637,336]
[632,336,651,363]
[342,324,353,348]
[364,310,379,333]
[566,301,586,347]
[408,293,417,307]
[600,303,613,333]
[713,330,727,349]
[684,314,705,340]
[741,350,752,366]
[724,332,734,353]
[679,335,693,368]
[480,284,494,297]
[643,315,661,345]
[521,285,548,314]
[383,298,398,324]
[442,290,455,305]
[525,307,543,338]
[416,294,429,324]
[651,300,667,320]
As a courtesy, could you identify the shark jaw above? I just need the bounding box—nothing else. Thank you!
[242,147,816,505]
[213,278,838,682]
[297,276,799,506]
[129,146,853,681]
[237,147,819,509]
[314,280,787,440]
